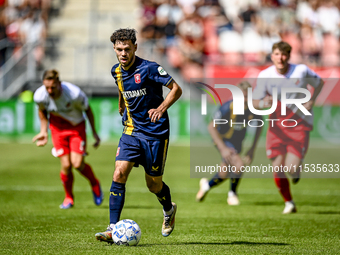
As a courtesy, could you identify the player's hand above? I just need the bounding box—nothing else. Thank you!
[220,147,236,164]
[263,95,273,108]
[119,107,124,116]
[93,133,101,149]
[32,132,48,147]
[302,100,314,111]
[243,149,254,165]
[148,109,163,123]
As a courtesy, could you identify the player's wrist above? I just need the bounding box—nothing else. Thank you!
[259,100,264,109]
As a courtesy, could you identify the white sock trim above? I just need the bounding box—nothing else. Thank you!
[163,206,174,216]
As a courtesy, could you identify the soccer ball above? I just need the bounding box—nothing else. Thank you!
[112,219,142,246]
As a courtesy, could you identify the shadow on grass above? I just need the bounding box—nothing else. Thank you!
[317,211,340,215]
[252,201,282,206]
[83,205,158,210]
[136,241,289,247]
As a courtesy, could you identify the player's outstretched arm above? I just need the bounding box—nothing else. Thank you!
[85,106,101,148]
[148,80,182,123]
[32,109,48,147]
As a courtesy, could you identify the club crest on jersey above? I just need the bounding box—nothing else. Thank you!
[158,66,167,75]
[134,74,141,84]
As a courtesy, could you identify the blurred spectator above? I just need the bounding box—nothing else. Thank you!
[138,0,340,80]
[0,9,7,66]
[296,0,320,28]
[155,0,183,45]
[20,10,47,68]
[317,0,340,37]
[0,0,52,68]
[300,23,322,65]
[167,11,205,81]
[219,29,243,65]
[140,0,158,39]
[176,0,200,14]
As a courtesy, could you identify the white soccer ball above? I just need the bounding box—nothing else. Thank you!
[112,219,142,246]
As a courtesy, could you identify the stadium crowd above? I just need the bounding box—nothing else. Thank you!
[138,0,340,81]
[0,0,51,67]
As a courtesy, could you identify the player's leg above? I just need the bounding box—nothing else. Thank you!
[227,153,243,205]
[96,134,139,243]
[266,129,295,213]
[145,173,177,237]
[271,154,296,213]
[59,154,74,209]
[286,131,309,184]
[71,152,103,206]
[145,174,173,213]
[95,160,134,243]
[143,138,176,237]
[196,161,228,202]
[50,128,74,209]
[70,129,103,206]
[285,152,303,184]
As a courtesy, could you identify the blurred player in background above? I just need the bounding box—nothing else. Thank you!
[95,28,182,243]
[252,41,324,214]
[196,81,263,205]
[32,69,103,209]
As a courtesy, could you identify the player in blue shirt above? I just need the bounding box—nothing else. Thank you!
[95,28,182,243]
[196,81,263,205]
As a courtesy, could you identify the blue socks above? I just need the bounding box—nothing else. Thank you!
[208,172,225,188]
[230,172,243,194]
[155,182,172,212]
[109,181,126,224]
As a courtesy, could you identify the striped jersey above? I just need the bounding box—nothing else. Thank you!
[111,56,173,139]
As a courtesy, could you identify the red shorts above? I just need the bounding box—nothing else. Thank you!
[49,118,86,157]
[266,127,309,160]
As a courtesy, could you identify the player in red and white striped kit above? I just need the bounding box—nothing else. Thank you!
[33,69,103,209]
[252,41,324,214]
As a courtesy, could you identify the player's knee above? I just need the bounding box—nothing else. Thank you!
[72,161,83,170]
[147,181,162,194]
[61,164,72,174]
[113,168,128,183]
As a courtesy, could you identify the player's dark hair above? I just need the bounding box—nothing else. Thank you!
[42,69,60,81]
[110,28,137,45]
[272,41,292,55]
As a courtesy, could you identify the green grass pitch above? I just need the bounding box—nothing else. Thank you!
[0,142,339,254]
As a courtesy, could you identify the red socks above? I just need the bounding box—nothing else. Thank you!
[60,164,100,199]
[79,163,100,196]
[274,172,292,202]
[60,172,74,199]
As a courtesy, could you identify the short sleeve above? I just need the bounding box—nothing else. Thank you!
[33,87,46,110]
[75,90,89,111]
[148,62,173,87]
[304,65,322,88]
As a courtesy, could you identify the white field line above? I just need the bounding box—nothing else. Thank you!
[0,185,339,196]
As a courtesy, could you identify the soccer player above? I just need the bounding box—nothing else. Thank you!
[32,69,103,209]
[196,81,263,205]
[95,28,182,243]
[252,41,324,214]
